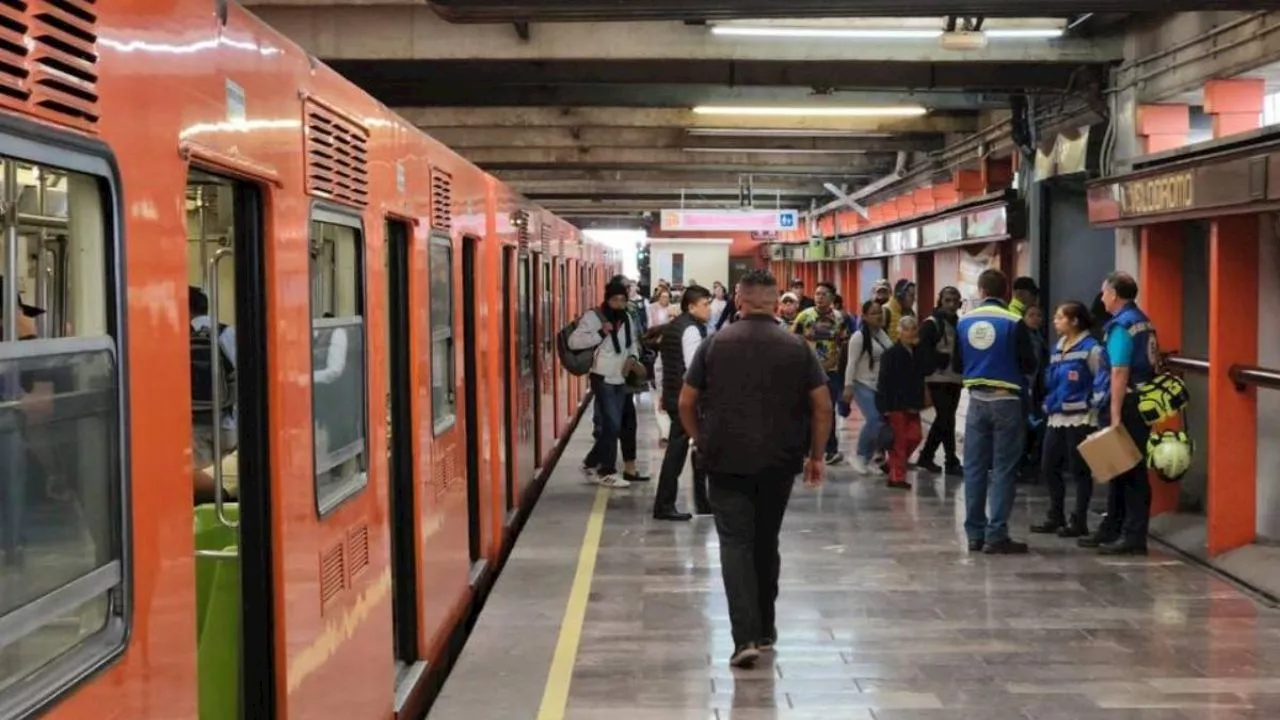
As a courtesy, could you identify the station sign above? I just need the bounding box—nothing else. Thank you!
[660,208,799,232]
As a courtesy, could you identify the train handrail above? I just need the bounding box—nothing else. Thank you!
[1163,353,1280,391]
[1163,354,1210,374]
[1230,365,1280,391]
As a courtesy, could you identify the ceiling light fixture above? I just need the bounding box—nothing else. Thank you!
[692,105,928,117]
[686,128,896,138]
[711,26,942,39]
[682,147,868,154]
[983,28,1065,38]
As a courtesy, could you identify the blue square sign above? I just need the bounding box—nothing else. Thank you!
[779,211,797,228]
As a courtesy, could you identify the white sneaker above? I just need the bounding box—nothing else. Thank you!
[850,456,869,475]
[595,474,631,489]
[867,462,887,477]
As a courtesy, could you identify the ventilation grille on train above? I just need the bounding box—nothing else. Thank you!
[319,542,346,609]
[304,99,370,208]
[513,210,530,249]
[0,0,100,132]
[346,524,370,580]
[431,168,452,230]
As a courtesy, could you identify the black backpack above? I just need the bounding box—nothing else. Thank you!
[191,323,236,416]
[556,309,604,377]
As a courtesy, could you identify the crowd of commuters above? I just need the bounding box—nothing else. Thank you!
[567,264,1159,666]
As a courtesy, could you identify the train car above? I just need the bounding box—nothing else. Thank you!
[0,2,616,720]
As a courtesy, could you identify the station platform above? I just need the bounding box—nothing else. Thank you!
[429,395,1280,720]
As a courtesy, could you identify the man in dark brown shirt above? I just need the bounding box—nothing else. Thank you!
[679,269,831,668]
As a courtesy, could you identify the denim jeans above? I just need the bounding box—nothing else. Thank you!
[963,395,1026,543]
[824,372,842,455]
[587,375,630,475]
[851,383,883,461]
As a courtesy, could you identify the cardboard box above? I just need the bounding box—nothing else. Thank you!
[1077,424,1144,483]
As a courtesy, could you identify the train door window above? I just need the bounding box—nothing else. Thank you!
[429,232,456,433]
[540,261,551,354]
[0,150,127,716]
[517,254,532,375]
[309,208,368,516]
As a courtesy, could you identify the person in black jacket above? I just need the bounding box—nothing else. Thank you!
[875,315,928,490]
[653,284,713,520]
[915,286,963,475]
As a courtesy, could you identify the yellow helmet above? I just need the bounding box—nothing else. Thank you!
[1146,429,1193,482]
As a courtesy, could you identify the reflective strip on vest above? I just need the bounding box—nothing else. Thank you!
[1052,350,1090,364]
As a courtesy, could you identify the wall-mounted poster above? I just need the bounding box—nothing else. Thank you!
[955,242,1002,314]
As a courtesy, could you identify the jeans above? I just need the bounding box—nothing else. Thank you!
[1096,396,1153,543]
[585,375,636,475]
[825,372,843,455]
[709,470,794,648]
[655,406,709,513]
[850,383,883,461]
[886,411,923,483]
[919,382,961,466]
[963,395,1026,543]
[1041,423,1093,523]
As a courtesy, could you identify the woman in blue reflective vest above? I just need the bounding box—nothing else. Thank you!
[1030,301,1107,539]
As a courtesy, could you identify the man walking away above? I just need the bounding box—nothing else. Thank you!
[916,286,963,475]
[653,284,713,521]
[953,269,1038,554]
[680,270,831,668]
[792,281,850,465]
[568,280,645,488]
[1080,271,1156,556]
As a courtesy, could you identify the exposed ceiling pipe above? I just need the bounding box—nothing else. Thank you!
[804,150,908,218]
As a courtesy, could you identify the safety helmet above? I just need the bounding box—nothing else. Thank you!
[1146,429,1193,482]
[1136,373,1190,426]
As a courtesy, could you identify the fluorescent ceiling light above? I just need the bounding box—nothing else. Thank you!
[984,28,1064,38]
[682,147,868,154]
[692,106,927,117]
[711,26,941,39]
[687,128,896,138]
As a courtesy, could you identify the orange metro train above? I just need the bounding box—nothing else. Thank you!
[0,2,617,719]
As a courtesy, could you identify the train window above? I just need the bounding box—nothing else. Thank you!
[429,232,455,433]
[0,151,127,714]
[309,208,368,516]
[517,254,531,375]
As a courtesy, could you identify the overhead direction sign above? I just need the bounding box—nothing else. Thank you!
[661,208,799,232]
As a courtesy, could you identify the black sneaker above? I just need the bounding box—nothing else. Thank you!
[730,643,760,668]
[917,459,943,473]
[945,461,963,476]
[824,451,844,465]
[653,509,693,521]
[1098,539,1148,556]
[1077,531,1118,549]
[967,539,984,552]
[623,471,650,483]
[983,538,1030,555]
[1030,518,1065,534]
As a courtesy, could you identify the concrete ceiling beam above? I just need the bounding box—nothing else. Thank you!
[402,106,980,133]
[495,168,872,186]
[539,198,788,210]
[432,127,942,152]
[252,6,1119,63]
[527,190,816,201]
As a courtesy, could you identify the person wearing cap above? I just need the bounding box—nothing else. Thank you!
[790,278,815,310]
[569,279,647,488]
[1010,276,1040,318]
[777,291,801,326]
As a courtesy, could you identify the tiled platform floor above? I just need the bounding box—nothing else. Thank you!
[430,395,1280,720]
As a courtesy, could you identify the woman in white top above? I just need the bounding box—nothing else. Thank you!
[842,300,892,475]
[708,282,728,332]
[647,289,672,329]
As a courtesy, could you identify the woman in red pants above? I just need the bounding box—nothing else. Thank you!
[875,316,929,490]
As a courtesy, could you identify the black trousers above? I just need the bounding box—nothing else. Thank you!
[919,382,961,465]
[654,407,709,513]
[1040,423,1093,522]
[709,470,794,648]
[583,377,638,473]
[1097,396,1153,543]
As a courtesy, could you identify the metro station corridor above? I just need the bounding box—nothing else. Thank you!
[431,400,1280,720]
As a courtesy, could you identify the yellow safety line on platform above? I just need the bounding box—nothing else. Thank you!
[536,485,610,720]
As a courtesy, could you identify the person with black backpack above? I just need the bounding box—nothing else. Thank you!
[189,286,238,471]
[566,280,647,489]
[841,300,892,476]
